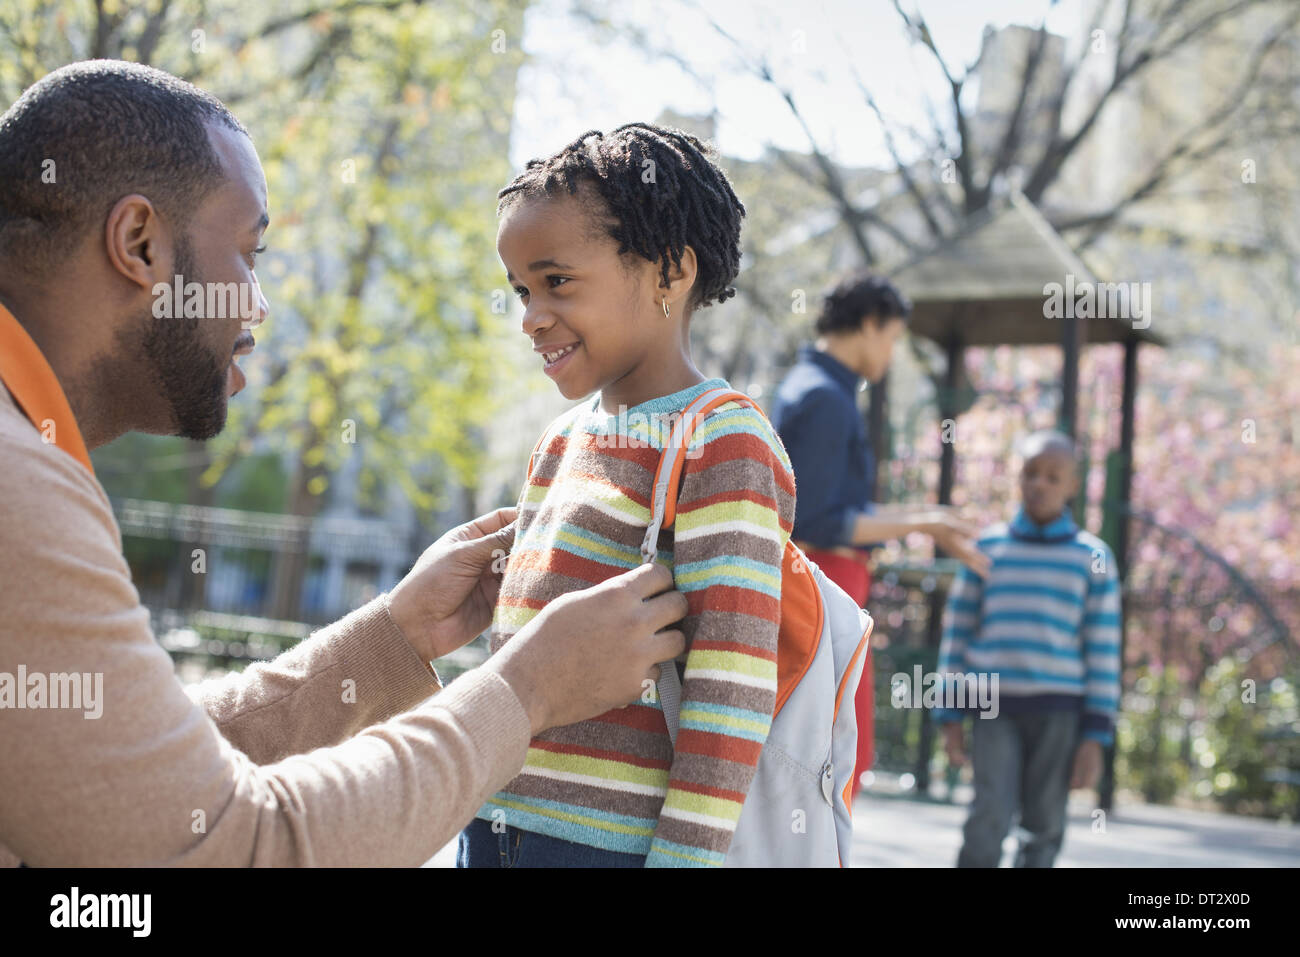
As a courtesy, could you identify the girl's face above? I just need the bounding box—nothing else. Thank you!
[498,192,675,405]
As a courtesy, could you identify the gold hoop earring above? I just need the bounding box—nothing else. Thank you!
[662,299,670,319]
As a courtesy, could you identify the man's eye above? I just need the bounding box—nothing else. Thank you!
[513,285,529,299]
[548,275,569,289]
[248,244,267,266]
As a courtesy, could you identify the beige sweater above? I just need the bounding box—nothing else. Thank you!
[0,385,531,866]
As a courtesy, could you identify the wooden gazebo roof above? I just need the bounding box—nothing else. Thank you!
[887,190,1164,347]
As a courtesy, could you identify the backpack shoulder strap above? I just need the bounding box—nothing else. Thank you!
[645,387,760,745]
[639,387,759,564]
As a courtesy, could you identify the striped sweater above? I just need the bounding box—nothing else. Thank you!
[475,377,796,866]
[934,507,1122,744]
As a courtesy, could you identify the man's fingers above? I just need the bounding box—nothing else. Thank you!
[642,589,689,630]
[457,507,517,542]
[477,506,517,535]
[646,628,686,664]
[455,519,516,564]
[490,520,516,553]
[620,561,675,598]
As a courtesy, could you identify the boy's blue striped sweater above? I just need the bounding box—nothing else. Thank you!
[934,507,1122,745]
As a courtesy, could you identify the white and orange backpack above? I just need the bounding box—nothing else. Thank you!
[527,386,873,867]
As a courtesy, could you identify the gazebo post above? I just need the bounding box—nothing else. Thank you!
[937,333,962,507]
[1117,336,1139,578]
[868,372,888,502]
[1060,309,1082,439]
[917,330,965,792]
[1099,335,1141,811]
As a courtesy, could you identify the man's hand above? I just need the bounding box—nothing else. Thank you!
[942,722,966,768]
[924,513,992,578]
[387,507,517,664]
[484,563,689,735]
[1070,738,1104,790]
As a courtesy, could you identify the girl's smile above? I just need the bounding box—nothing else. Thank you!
[536,340,581,378]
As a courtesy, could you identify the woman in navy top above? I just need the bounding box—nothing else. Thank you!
[771,272,989,799]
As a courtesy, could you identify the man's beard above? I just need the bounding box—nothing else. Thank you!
[140,236,230,440]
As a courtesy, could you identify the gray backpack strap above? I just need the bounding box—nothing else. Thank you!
[644,387,749,745]
[658,658,683,746]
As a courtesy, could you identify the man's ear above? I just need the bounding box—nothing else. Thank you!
[658,245,698,313]
[104,194,169,292]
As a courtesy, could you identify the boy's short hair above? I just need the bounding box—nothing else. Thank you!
[1017,429,1078,466]
[814,271,912,335]
[497,122,745,311]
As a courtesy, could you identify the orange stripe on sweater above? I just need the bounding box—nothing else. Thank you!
[666,777,747,805]
[506,547,629,583]
[592,705,671,734]
[689,638,779,662]
[686,585,781,620]
[673,728,765,766]
[685,431,795,491]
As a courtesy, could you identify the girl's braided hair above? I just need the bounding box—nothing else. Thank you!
[497,122,746,311]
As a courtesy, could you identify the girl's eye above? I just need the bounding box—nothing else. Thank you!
[248,244,267,267]
[513,286,529,299]
[547,275,570,289]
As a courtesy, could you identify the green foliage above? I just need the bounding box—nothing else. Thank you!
[3,0,528,523]
[215,452,289,512]
[1118,661,1300,819]
[90,434,194,504]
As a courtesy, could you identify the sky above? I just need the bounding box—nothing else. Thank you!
[510,0,1089,170]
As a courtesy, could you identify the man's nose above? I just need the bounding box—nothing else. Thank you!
[244,270,269,330]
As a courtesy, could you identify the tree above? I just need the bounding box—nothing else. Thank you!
[1,0,528,617]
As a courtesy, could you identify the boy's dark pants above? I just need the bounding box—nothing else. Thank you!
[957,710,1081,868]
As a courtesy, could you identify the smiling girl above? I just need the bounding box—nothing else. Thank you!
[456,124,796,867]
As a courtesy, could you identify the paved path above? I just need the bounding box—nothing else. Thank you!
[850,789,1300,868]
[426,786,1300,867]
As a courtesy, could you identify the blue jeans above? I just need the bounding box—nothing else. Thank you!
[456,816,647,868]
[956,710,1081,868]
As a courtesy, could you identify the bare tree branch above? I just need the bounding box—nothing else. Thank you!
[1024,0,1271,202]
[984,22,1051,203]
[135,0,176,65]
[1054,2,1300,243]
[891,0,981,212]
[258,0,422,38]
[841,48,946,241]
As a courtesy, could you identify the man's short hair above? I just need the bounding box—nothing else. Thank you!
[814,270,912,335]
[0,60,247,281]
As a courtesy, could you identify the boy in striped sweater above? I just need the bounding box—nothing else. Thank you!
[935,430,1121,867]
[456,124,795,867]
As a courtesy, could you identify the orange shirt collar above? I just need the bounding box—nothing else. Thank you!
[0,302,95,476]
